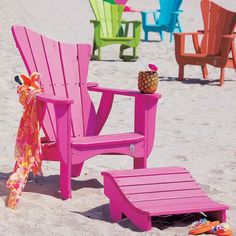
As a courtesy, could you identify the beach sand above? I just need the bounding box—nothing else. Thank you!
[0,0,236,235]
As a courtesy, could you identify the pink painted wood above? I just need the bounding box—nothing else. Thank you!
[102,166,228,231]
[12,25,161,200]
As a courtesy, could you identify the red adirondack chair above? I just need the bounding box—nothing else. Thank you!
[174,0,236,86]
[12,25,161,200]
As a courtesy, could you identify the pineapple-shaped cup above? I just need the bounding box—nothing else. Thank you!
[138,64,158,94]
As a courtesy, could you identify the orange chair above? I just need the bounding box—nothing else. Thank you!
[174,0,236,86]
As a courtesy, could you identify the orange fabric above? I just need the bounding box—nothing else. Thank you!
[6,73,43,209]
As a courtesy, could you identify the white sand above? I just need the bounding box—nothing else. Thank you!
[0,0,236,235]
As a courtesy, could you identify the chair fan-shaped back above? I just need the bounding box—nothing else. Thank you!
[201,0,236,55]
[89,0,124,38]
[12,26,96,142]
[158,0,183,26]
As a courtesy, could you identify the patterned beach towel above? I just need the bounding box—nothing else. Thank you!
[6,73,43,209]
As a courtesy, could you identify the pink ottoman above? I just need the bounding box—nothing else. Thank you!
[102,166,228,231]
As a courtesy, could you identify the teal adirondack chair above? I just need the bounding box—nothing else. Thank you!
[141,0,183,42]
[89,0,141,61]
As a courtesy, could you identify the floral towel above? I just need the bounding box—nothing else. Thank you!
[6,73,43,209]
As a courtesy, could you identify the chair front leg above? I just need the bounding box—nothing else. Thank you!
[54,103,72,199]
[91,40,101,61]
[134,157,147,169]
[144,31,149,41]
[179,65,185,81]
[134,95,159,163]
[176,16,182,32]
[220,68,225,86]
[160,31,164,41]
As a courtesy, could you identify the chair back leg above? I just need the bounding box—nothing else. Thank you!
[71,163,84,177]
[220,68,225,86]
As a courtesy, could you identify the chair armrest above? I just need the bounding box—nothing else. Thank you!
[171,10,183,14]
[222,34,236,39]
[174,31,203,37]
[36,93,74,104]
[141,9,160,14]
[87,82,99,88]
[88,86,161,100]
[121,20,141,26]
[90,20,100,25]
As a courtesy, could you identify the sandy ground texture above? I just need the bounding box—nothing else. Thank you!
[0,0,236,235]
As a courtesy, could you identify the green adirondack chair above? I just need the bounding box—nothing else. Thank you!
[89,0,141,61]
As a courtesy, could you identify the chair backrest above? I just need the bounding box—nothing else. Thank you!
[157,0,183,26]
[12,25,97,142]
[200,0,236,55]
[89,0,124,38]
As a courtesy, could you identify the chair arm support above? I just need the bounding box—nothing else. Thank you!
[36,93,72,169]
[89,86,161,136]
[90,20,101,41]
[134,94,160,157]
[141,10,160,25]
[220,34,236,66]
[121,20,141,38]
[174,31,204,57]
[169,10,183,31]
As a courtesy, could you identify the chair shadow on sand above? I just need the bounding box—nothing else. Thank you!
[159,76,218,85]
[0,172,103,199]
[159,76,234,86]
[141,39,162,43]
[72,203,205,232]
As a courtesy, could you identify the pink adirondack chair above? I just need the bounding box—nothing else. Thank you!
[12,25,161,200]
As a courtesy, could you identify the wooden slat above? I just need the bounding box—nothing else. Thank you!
[133,196,212,208]
[111,6,118,37]
[25,28,57,141]
[109,166,187,178]
[12,26,56,141]
[12,26,37,74]
[148,202,227,215]
[59,42,83,137]
[77,44,97,136]
[201,0,211,54]
[72,132,144,146]
[115,173,194,186]
[127,189,206,202]
[208,3,220,54]
[41,36,73,138]
[104,3,112,37]
[121,182,200,195]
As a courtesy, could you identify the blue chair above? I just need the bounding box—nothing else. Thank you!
[141,0,183,42]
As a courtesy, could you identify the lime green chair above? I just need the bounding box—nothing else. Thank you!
[89,0,141,61]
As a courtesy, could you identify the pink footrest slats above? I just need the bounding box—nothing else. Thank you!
[102,166,229,231]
